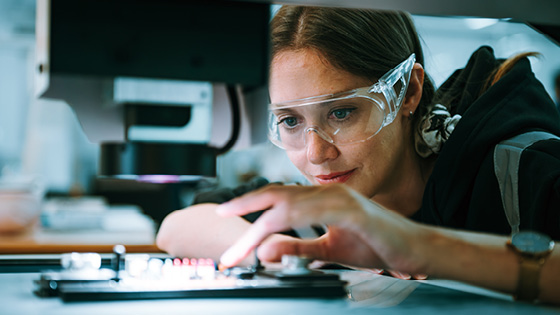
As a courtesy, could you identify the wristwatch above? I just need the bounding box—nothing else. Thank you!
[506,231,555,302]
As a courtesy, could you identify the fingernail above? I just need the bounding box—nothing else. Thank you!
[371,268,384,274]
[415,274,428,280]
[394,272,411,280]
[217,263,227,272]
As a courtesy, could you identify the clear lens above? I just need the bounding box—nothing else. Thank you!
[268,93,385,150]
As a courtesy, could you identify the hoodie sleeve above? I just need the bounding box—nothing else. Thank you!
[191,176,273,224]
[517,138,560,241]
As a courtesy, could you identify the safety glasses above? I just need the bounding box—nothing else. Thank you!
[268,53,416,150]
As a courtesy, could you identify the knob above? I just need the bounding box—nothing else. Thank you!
[112,244,126,280]
[281,255,312,275]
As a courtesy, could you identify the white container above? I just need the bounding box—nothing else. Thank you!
[0,176,45,234]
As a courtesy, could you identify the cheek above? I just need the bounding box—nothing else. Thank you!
[286,150,307,173]
[342,138,381,167]
[346,132,396,190]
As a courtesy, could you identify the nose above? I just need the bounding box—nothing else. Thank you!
[305,130,340,164]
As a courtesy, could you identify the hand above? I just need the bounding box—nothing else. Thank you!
[255,225,384,269]
[259,238,427,280]
[216,184,429,275]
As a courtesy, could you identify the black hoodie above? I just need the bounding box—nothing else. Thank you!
[412,46,560,240]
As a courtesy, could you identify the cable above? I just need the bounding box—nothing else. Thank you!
[217,85,241,155]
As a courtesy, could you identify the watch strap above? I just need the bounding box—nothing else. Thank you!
[515,254,545,301]
[507,241,553,302]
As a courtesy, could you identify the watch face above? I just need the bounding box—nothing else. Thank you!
[512,231,554,254]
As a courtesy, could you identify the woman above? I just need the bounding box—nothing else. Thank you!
[157,6,560,268]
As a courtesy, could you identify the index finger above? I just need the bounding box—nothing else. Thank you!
[220,210,290,267]
[216,185,295,217]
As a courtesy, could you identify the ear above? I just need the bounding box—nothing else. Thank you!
[402,63,424,118]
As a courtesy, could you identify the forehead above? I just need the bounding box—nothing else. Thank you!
[269,49,371,104]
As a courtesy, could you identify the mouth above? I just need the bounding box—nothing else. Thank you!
[314,169,356,184]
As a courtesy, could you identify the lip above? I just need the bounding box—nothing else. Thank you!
[314,169,356,184]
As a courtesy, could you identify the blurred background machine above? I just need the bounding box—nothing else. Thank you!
[36,0,271,179]
[34,0,271,225]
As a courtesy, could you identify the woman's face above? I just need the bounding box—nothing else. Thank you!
[269,49,411,200]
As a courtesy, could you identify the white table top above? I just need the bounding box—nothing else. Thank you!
[2,268,559,315]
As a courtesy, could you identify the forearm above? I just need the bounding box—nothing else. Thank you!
[418,226,560,304]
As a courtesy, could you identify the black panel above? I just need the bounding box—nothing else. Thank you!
[49,0,270,86]
[125,104,192,127]
[100,142,217,176]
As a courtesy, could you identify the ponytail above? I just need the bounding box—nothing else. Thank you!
[483,52,541,94]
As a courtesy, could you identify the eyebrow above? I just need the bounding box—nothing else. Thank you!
[272,108,299,115]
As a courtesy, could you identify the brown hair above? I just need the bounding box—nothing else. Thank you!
[270,6,435,145]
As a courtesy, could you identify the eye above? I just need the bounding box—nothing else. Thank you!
[330,108,354,120]
[278,116,298,128]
